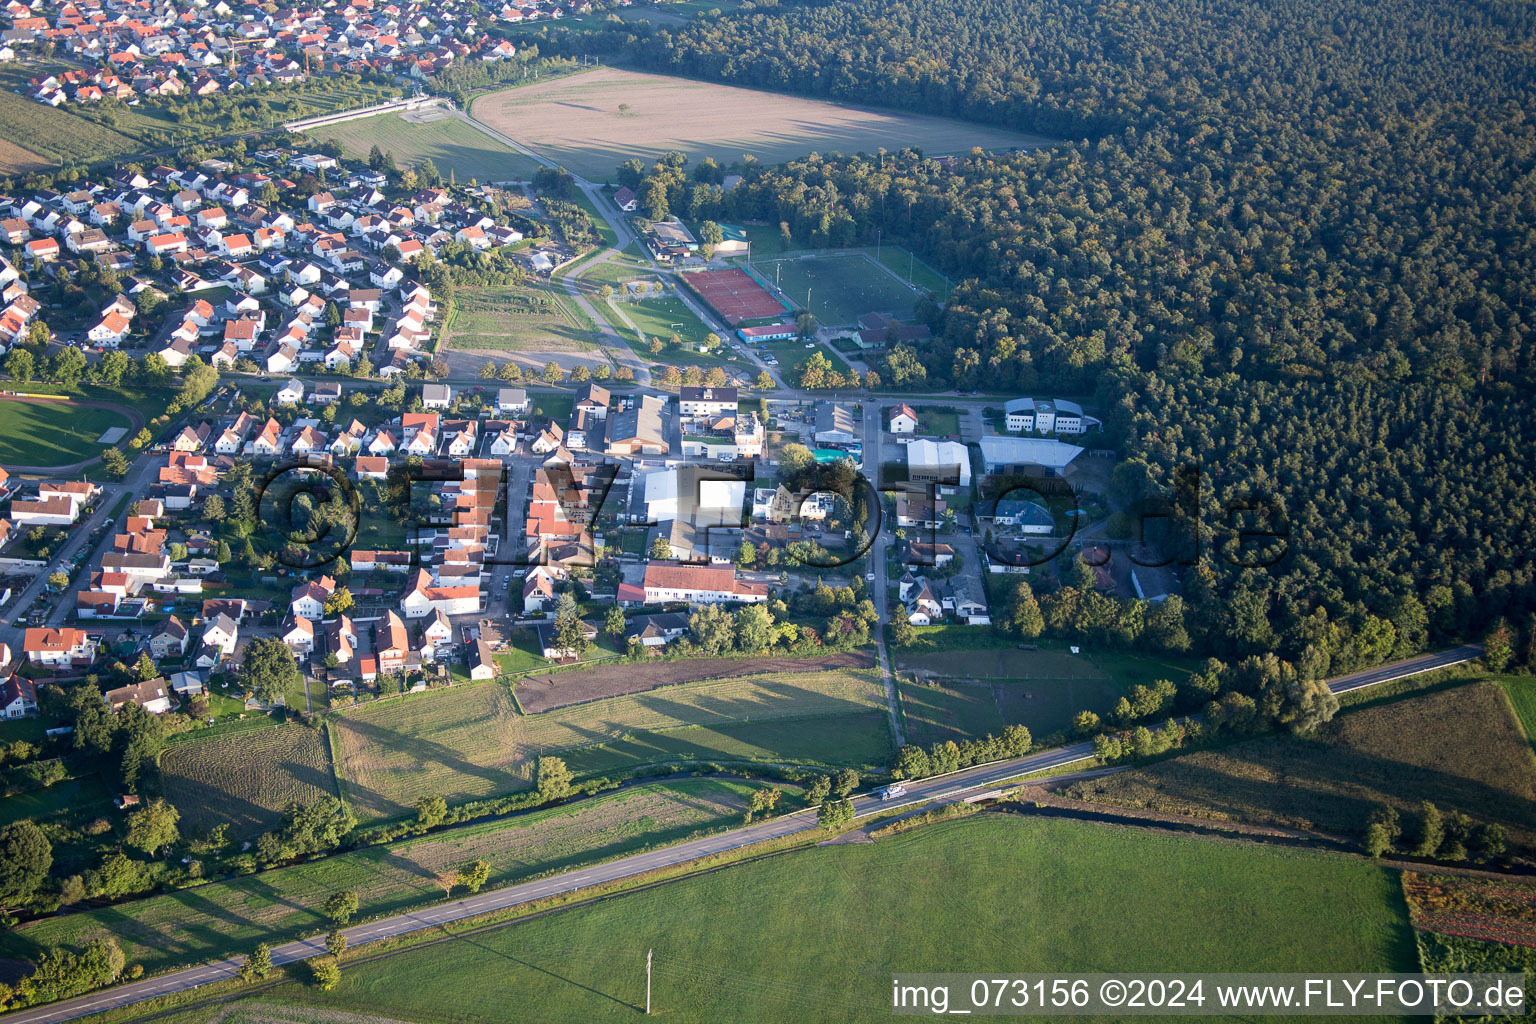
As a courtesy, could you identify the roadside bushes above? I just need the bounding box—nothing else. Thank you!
[891,724,1032,780]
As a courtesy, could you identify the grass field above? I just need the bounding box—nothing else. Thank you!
[609,292,743,371]
[160,725,339,838]
[310,110,543,183]
[1062,679,1536,849]
[446,284,598,352]
[472,67,1053,181]
[753,252,920,325]
[1500,675,1536,752]
[862,244,952,298]
[329,670,889,820]
[911,405,960,436]
[895,639,1197,742]
[0,398,132,468]
[201,816,1413,1023]
[0,780,759,976]
[760,339,854,383]
[0,776,112,827]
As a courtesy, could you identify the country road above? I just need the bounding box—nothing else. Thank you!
[0,644,1484,1024]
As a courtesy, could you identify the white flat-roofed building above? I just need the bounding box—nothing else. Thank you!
[978,435,1085,477]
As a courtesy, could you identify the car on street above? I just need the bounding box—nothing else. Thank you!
[879,784,907,801]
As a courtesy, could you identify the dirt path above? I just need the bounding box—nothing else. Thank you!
[514,650,876,713]
[0,394,146,475]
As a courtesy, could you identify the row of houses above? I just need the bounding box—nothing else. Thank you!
[10,0,531,108]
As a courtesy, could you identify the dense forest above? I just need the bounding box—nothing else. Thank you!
[544,0,1536,651]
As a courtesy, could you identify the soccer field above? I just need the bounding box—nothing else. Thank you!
[0,398,132,467]
[754,252,920,325]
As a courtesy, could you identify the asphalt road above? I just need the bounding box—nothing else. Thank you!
[0,643,1482,1024]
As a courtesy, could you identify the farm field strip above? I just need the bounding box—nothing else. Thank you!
[328,670,887,820]
[446,284,598,352]
[471,67,1053,181]
[212,816,1414,1024]
[309,111,543,183]
[160,725,340,837]
[1060,680,1536,848]
[0,781,757,977]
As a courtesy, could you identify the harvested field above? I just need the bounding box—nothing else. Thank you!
[472,68,1052,181]
[514,650,874,712]
[0,137,50,175]
[329,683,523,822]
[1060,680,1536,849]
[160,725,339,837]
[330,668,887,820]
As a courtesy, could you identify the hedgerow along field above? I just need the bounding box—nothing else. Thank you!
[327,670,890,821]
[0,780,758,977]
[1061,679,1536,850]
[213,816,1414,1024]
[309,108,544,183]
[0,398,132,467]
[159,725,339,837]
[471,67,1052,181]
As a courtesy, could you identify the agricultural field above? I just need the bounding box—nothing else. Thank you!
[0,780,759,977]
[471,67,1053,181]
[446,283,597,352]
[753,252,922,325]
[160,725,340,837]
[895,638,1197,742]
[1061,680,1536,850]
[0,398,133,468]
[197,816,1414,1024]
[310,109,543,183]
[327,670,890,821]
[1403,870,1536,950]
[514,650,875,712]
[0,85,142,168]
[0,136,50,175]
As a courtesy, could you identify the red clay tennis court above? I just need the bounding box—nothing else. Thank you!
[683,268,791,324]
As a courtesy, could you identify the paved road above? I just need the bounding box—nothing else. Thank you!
[0,644,1483,1024]
[862,401,903,746]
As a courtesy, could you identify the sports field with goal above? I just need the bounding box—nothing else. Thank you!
[750,252,922,326]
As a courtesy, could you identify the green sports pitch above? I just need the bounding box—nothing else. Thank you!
[750,252,923,326]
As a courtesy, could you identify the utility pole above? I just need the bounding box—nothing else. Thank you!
[875,228,881,263]
[646,949,653,1015]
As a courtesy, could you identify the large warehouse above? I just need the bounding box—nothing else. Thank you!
[905,439,972,488]
[978,435,1085,477]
